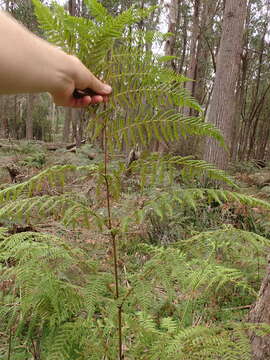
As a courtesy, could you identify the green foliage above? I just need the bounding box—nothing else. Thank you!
[1,1,270,358]
[1,227,270,359]
[33,0,223,154]
[20,153,46,168]
[0,164,97,201]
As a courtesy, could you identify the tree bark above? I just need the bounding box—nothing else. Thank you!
[248,258,270,360]
[63,108,72,142]
[0,96,9,138]
[26,94,35,140]
[184,0,200,113]
[194,0,215,107]
[164,0,179,71]
[68,0,76,16]
[203,0,247,170]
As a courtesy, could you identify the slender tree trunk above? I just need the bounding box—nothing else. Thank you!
[194,0,215,107]
[232,0,250,162]
[203,0,247,170]
[255,113,270,160]
[68,0,76,15]
[26,94,35,140]
[184,0,200,113]
[63,108,72,142]
[0,96,9,138]
[178,4,188,75]
[164,0,179,71]
[50,102,56,142]
[248,259,270,360]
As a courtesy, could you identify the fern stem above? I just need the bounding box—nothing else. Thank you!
[103,116,123,359]
[7,328,12,360]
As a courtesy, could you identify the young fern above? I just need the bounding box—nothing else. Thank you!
[1,1,270,359]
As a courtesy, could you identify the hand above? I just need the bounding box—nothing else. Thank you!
[50,55,112,107]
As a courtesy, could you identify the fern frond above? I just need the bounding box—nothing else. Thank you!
[83,0,111,22]
[33,0,217,152]
[182,227,269,253]
[128,154,236,189]
[32,0,67,49]
[0,164,97,202]
[0,194,105,229]
[165,324,251,360]
[86,48,223,150]
[143,188,270,221]
[187,261,254,295]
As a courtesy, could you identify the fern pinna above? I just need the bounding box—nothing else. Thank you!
[0,0,270,359]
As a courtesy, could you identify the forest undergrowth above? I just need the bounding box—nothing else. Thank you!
[1,0,270,359]
[0,140,270,360]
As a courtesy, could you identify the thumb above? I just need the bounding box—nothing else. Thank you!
[88,73,112,95]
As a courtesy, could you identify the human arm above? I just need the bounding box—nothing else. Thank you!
[0,11,112,107]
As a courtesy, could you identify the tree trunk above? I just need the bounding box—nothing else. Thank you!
[248,259,270,360]
[0,96,9,138]
[164,0,179,71]
[178,3,188,75]
[203,0,247,170]
[184,0,200,116]
[68,0,76,16]
[194,0,215,107]
[63,108,72,142]
[26,94,35,140]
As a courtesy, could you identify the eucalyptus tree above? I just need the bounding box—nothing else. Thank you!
[204,0,248,170]
[236,0,270,162]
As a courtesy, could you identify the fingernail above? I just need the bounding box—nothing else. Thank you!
[102,84,112,94]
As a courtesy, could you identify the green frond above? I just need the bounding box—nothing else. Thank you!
[188,261,254,295]
[126,314,253,360]
[86,48,222,150]
[143,188,270,221]
[0,194,105,229]
[0,164,97,202]
[0,226,8,240]
[33,0,220,151]
[128,154,236,189]
[32,0,68,49]
[81,7,156,68]
[135,246,253,301]
[109,112,224,150]
[164,324,251,360]
[182,227,269,253]
[83,0,111,22]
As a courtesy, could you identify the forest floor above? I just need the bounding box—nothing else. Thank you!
[1,139,270,240]
[0,139,269,266]
[1,140,270,358]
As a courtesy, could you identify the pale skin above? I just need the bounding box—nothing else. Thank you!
[0,12,112,107]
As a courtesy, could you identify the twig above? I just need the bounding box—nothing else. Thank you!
[223,305,251,311]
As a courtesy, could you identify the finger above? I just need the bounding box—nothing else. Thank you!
[91,95,103,104]
[71,95,103,108]
[73,96,91,107]
[103,95,109,103]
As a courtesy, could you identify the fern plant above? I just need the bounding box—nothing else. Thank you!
[1,227,270,359]
[0,0,270,359]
